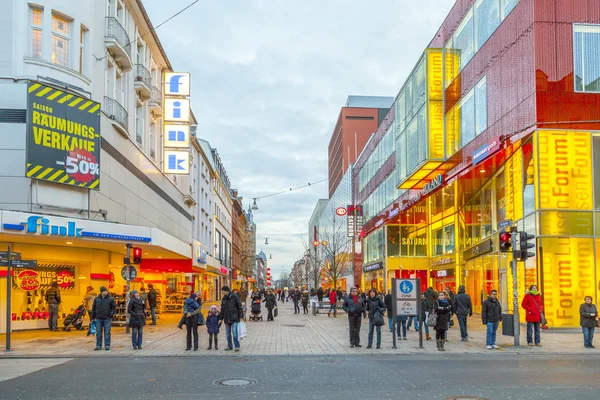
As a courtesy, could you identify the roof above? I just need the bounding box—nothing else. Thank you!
[345,95,394,108]
[198,139,217,171]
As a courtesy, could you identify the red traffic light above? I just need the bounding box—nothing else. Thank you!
[132,247,142,264]
[499,232,512,252]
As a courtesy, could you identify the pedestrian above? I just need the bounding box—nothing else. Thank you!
[139,287,148,305]
[328,287,338,317]
[302,290,310,314]
[263,289,277,321]
[183,292,200,351]
[206,305,221,350]
[396,315,408,340]
[128,290,146,350]
[366,289,386,349]
[45,282,61,331]
[421,294,431,340]
[343,287,366,348]
[522,285,543,347]
[579,296,598,349]
[337,287,343,302]
[292,286,301,314]
[452,285,473,342]
[147,283,157,325]
[434,291,452,351]
[83,286,97,326]
[442,290,453,341]
[384,290,393,333]
[219,286,243,352]
[281,289,286,304]
[240,288,248,304]
[482,289,502,350]
[317,287,324,302]
[91,286,116,351]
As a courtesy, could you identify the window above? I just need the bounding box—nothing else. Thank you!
[454,9,475,72]
[574,24,600,93]
[475,0,500,49]
[149,122,156,158]
[79,25,88,74]
[51,15,70,67]
[31,8,43,58]
[135,104,143,144]
[447,76,487,148]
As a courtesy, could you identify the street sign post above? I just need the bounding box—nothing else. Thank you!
[120,265,138,281]
[498,219,513,230]
[0,259,37,268]
[5,246,12,352]
[391,278,422,349]
[0,251,21,260]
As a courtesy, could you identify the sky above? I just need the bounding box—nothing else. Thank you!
[144,0,456,276]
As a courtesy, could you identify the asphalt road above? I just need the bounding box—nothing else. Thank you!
[0,354,598,400]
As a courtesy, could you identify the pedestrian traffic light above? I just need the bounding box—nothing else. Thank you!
[518,232,536,261]
[499,231,512,252]
[132,247,142,264]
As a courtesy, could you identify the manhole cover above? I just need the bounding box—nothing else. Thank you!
[446,397,489,400]
[282,324,305,328]
[214,378,257,387]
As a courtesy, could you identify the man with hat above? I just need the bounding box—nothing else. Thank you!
[91,286,117,351]
[219,286,243,351]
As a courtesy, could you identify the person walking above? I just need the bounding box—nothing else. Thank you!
[263,289,277,321]
[482,289,502,350]
[366,289,386,349]
[328,288,338,318]
[206,305,221,350]
[45,282,61,331]
[522,285,543,347]
[579,296,598,349]
[452,285,473,342]
[421,294,431,340]
[317,287,324,303]
[147,284,157,325]
[183,292,200,351]
[384,290,394,333]
[301,290,310,314]
[220,286,243,352]
[434,291,452,351]
[91,286,116,351]
[292,287,301,314]
[343,287,366,348]
[83,286,97,327]
[128,290,146,350]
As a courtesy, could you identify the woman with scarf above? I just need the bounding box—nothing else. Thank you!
[434,291,452,351]
[521,285,544,347]
[127,290,146,350]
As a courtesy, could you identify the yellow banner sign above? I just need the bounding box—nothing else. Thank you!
[427,50,444,160]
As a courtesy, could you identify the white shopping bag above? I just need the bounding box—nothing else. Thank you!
[238,321,247,340]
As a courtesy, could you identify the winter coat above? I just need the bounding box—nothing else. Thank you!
[317,288,324,301]
[336,290,343,300]
[482,297,502,324]
[366,296,386,320]
[421,298,430,319]
[45,287,61,305]
[343,295,366,317]
[220,293,243,324]
[240,289,248,303]
[291,290,301,303]
[579,303,598,328]
[301,292,309,304]
[127,297,146,328]
[452,287,473,316]
[329,291,337,305]
[264,294,277,309]
[148,288,157,307]
[434,300,452,330]
[206,313,221,334]
[521,292,543,323]
[91,294,116,320]
[384,293,393,314]
[84,290,97,311]
[184,297,199,314]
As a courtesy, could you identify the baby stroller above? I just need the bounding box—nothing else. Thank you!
[249,296,263,321]
[63,302,87,332]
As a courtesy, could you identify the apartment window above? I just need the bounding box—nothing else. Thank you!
[135,104,143,145]
[454,9,474,72]
[51,14,70,67]
[31,8,43,58]
[447,76,487,148]
[79,25,88,74]
[149,122,156,158]
[574,25,600,93]
[475,0,500,50]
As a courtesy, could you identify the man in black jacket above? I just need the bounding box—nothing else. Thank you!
[147,284,157,325]
[45,282,61,331]
[482,290,502,350]
[291,286,301,314]
[91,286,116,351]
[452,285,473,342]
[384,290,394,333]
[219,286,243,351]
[342,287,366,348]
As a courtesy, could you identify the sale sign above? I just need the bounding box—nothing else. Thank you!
[17,270,40,291]
[12,265,76,291]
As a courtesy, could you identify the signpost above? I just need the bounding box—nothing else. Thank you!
[0,259,37,268]
[391,278,422,349]
[4,247,12,352]
[498,219,513,230]
[122,244,136,333]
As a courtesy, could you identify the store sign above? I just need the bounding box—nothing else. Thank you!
[431,269,455,279]
[163,72,191,176]
[463,238,493,261]
[427,50,444,159]
[164,72,191,97]
[336,207,347,216]
[422,174,444,195]
[163,124,190,148]
[26,81,101,190]
[163,150,190,175]
[363,262,383,272]
[219,266,228,275]
[472,138,501,166]
[197,248,207,264]
[431,257,454,267]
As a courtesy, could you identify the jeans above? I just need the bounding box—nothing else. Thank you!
[294,302,300,314]
[329,302,336,315]
[186,315,198,350]
[150,306,156,324]
[422,314,430,335]
[486,321,499,346]
[132,326,143,348]
[407,316,414,329]
[387,316,393,332]
[457,314,468,339]
[303,303,309,313]
[582,327,595,346]
[527,322,541,344]
[348,315,361,345]
[225,322,240,349]
[95,318,112,348]
[368,319,382,347]
[49,303,58,330]
[267,308,274,321]
[396,318,407,338]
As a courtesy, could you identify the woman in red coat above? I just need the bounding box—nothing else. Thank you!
[521,285,543,346]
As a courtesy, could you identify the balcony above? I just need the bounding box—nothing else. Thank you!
[105,17,132,72]
[148,86,163,117]
[134,64,151,100]
[103,96,129,137]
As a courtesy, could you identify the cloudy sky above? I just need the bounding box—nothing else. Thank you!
[145,0,455,276]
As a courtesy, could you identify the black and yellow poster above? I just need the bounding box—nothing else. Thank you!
[26,81,101,190]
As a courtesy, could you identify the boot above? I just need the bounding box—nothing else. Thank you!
[426,334,431,341]
[207,335,212,350]
[441,339,446,351]
[436,339,442,351]
[214,336,218,350]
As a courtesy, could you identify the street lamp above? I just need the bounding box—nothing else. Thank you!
[252,198,259,210]
[265,238,269,245]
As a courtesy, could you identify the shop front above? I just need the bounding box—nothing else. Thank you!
[363,261,384,291]
[430,255,457,294]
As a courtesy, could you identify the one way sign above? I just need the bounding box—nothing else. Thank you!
[164,151,190,174]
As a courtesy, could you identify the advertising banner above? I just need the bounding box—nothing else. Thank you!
[12,265,76,291]
[26,81,101,190]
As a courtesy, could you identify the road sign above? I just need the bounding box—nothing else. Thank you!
[121,265,138,281]
[0,251,21,260]
[498,219,513,230]
[0,259,37,268]
[391,278,422,349]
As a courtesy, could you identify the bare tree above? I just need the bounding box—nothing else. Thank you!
[301,238,325,290]
[318,215,352,290]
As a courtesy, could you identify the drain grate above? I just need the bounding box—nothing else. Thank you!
[214,378,257,387]
[282,324,305,328]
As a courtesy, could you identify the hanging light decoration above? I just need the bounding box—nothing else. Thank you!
[252,198,259,210]
[265,238,269,245]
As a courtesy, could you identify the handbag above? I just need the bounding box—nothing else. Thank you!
[373,311,385,327]
[197,312,205,326]
[427,312,437,327]
[238,321,247,339]
[274,307,278,318]
[532,298,548,329]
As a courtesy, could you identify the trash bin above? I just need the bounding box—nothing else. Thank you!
[502,313,514,336]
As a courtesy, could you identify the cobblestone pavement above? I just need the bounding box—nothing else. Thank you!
[0,300,595,357]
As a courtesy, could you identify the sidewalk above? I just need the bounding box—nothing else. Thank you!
[0,300,595,357]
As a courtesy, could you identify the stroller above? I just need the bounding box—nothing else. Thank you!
[249,296,263,321]
[63,302,87,332]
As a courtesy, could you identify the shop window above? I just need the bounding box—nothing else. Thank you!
[475,0,500,49]
[415,232,428,257]
[387,226,400,257]
[432,227,443,256]
[432,190,444,217]
[443,183,456,217]
[444,224,455,253]
[574,24,600,93]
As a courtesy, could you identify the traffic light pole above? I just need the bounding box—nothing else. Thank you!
[511,227,520,347]
[125,244,131,334]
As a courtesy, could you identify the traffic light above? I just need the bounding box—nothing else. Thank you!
[499,231,512,252]
[132,247,142,264]
[518,232,536,261]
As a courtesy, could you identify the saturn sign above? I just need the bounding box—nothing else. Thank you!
[335,207,347,216]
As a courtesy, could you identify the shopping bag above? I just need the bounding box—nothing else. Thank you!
[274,307,278,318]
[88,321,97,336]
[373,311,385,327]
[427,312,437,327]
[238,321,247,340]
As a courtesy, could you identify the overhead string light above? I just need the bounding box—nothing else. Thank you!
[251,178,327,211]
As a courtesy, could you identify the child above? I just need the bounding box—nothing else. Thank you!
[206,305,221,350]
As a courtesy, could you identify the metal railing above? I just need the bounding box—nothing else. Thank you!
[136,133,142,145]
[149,86,162,104]
[150,149,156,159]
[103,96,128,130]
[105,17,131,58]
[134,64,151,88]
